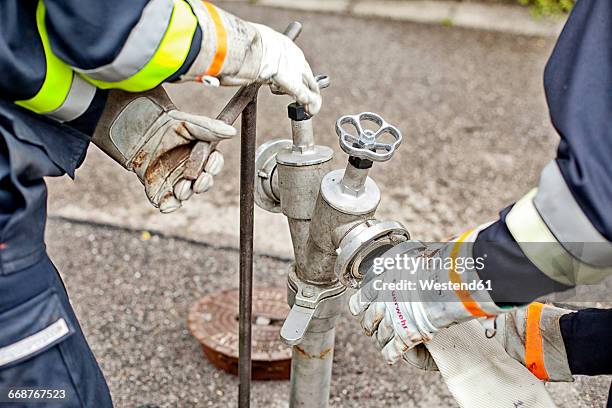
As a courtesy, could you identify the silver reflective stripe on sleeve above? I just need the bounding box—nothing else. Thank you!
[0,318,69,367]
[47,73,97,122]
[506,189,611,286]
[74,0,174,82]
[534,161,612,267]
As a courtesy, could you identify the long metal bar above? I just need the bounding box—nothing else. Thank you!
[234,22,302,407]
[238,98,257,408]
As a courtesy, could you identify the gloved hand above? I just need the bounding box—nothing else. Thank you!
[349,226,506,365]
[491,302,574,382]
[399,302,574,382]
[183,1,321,115]
[92,87,236,213]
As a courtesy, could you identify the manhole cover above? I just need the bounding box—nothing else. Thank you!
[188,287,291,380]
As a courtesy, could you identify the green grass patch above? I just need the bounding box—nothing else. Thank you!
[440,17,454,27]
[518,0,574,15]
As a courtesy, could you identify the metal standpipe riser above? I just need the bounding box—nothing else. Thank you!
[277,164,331,220]
[277,162,332,270]
[283,107,401,407]
[287,218,311,273]
[289,322,336,408]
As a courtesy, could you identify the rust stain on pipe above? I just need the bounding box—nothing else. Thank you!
[294,346,333,360]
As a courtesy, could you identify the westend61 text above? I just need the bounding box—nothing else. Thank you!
[372,278,493,292]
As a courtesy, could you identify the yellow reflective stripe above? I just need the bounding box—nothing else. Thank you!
[85,0,197,92]
[15,1,73,114]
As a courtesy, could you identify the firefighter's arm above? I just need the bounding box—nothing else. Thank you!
[23,0,320,121]
[473,0,612,305]
[14,0,321,212]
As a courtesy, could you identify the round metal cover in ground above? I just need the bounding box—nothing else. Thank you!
[188,287,291,380]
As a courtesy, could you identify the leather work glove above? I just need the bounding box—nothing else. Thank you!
[400,302,574,382]
[92,87,236,213]
[349,226,507,365]
[182,1,321,115]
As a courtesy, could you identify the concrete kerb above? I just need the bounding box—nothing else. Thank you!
[218,0,566,37]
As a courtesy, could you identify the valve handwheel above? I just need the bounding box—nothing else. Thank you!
[335,112,402,162]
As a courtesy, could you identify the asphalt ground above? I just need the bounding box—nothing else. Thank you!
[48,218,611,408]
[43,2,612,407]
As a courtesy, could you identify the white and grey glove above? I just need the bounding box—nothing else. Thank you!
[400,302,574,382]
[182,1,321,115]
[349,226,507,365]
[92,87,236,213]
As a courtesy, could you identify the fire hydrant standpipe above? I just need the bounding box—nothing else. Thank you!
[255,73,407,406]
[222,20,405,408]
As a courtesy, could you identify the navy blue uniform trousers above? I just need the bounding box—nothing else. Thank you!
[0,101,113,407]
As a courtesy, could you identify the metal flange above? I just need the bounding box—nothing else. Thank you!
[254,138,292,213]
[334,219,411,288]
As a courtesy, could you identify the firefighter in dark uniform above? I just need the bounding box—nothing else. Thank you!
[0,0,320,406]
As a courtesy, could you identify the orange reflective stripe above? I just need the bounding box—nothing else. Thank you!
[200,2,227,77]
[449,229,495,318]
[525,302,550,381]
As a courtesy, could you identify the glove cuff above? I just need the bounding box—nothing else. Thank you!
[92,87,175,171]
[416,223,508,331]
[500,303,574,382]
[181,1,261,84]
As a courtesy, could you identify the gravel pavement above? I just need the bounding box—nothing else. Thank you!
[47,219,611,408]
[43,3,611,407]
